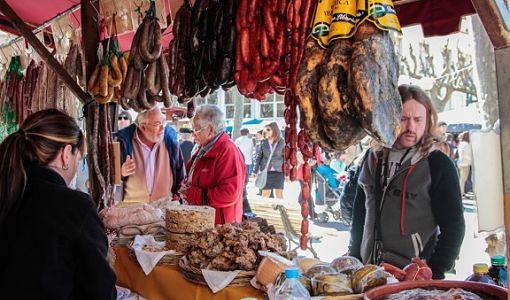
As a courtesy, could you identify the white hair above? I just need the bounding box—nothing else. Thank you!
[193,104,225,133]
[135,107,164,126]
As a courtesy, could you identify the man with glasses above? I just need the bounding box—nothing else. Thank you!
[116,108,185,203]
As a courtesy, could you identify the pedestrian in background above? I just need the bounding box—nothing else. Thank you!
[457,131,472,196]
[235,128,255,176]
[179,127,195,164]
[253,122,285,199]
[118,110,133,130]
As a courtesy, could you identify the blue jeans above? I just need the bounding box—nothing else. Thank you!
[246,164,253,177]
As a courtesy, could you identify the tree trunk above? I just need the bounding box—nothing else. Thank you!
[471,15,499,128]
[232,87,244,140]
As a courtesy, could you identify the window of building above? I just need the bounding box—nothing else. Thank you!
[260,93,284,119]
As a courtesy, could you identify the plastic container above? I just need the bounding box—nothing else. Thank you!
[275,268,311,300]
[489,256,508,288]
[466,263,497,285]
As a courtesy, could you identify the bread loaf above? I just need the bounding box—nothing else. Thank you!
[166,232,195,252]
[165,205,215,233]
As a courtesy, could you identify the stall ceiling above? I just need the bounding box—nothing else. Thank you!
[0,0,476,47]
[395,0,476,37]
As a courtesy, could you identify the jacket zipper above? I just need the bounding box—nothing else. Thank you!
[379,165,412,210]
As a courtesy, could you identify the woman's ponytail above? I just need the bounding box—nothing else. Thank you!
[0,109,84,225]
[0,131,29,224]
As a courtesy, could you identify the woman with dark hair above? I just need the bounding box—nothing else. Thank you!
[0,109,116,299]
[457,131,472,195]
[253,122,285,198]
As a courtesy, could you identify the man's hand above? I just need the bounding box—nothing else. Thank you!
[178,181,190,199]
[121,155,136,177]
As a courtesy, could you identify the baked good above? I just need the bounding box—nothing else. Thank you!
[304,263,337,279]
[297,257,322,273]
[166,205,215,233]
[331,256,364,276]
[100,203,163,229]
[256,256,291,286]
[185,221,289,271]
[166,232,196,252]
[312,273,353,296]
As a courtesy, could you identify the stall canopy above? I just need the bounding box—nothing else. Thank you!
[0,0,477,49]
[0,0,174,51]
[395,0,476,37]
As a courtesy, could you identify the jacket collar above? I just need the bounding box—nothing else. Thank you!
[25,163,67,187]
[201,133,231,158]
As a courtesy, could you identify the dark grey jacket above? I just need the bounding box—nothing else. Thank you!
[349,147,465,279]
[254,139,285,173]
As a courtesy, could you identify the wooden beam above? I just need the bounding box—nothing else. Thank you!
[471,0,510,49]
[81,0,99,84]
[0,0,91,105]
[81,0,100,206]
[495,45,510,289]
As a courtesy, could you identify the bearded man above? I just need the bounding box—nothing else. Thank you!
[349,85,465,280]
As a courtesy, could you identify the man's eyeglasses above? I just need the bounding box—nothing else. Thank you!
[143,121,163,128]
[118,116,129,121]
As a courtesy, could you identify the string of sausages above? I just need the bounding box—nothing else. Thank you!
[121,2,171,112]
[168,0,237,117]
[90,103,115,210]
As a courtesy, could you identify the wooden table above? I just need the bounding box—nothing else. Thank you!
[114,247,265,300]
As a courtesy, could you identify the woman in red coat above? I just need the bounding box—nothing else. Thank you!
[183,104,246,224]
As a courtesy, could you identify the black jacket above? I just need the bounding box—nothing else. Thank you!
[0,164,116,299]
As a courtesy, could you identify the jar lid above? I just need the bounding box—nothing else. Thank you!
[491,255,506,266]
[284,267,301,279]
[474,263,489,274]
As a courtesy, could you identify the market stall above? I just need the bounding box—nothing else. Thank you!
[0,0,509,299]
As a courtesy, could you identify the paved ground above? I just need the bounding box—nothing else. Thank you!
[247,179,490,280]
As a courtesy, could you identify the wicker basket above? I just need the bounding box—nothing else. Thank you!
[178,257,256,287]
[111,234,165,247]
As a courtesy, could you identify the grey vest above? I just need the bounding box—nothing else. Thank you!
[358,148,438,268]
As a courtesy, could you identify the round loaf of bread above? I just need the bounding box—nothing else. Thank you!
[166,205,215,233]
[166,232,195,252]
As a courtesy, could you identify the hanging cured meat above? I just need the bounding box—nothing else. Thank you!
[318,39,365,150]
[121,2,170,112]
[350,22,402,146]
[295,39,335,150]
[168,0,237,103]
[295,1,402,150]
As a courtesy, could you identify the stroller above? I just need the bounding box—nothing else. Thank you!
[313,170,348,224]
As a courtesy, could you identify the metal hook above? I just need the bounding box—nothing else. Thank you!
[13,42,22,56]
[0,48,6,64]
[24,41,33,56]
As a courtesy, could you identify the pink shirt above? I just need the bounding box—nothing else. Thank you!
[135,131,161,195]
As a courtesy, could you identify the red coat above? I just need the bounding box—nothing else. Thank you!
[186,133,245,224]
